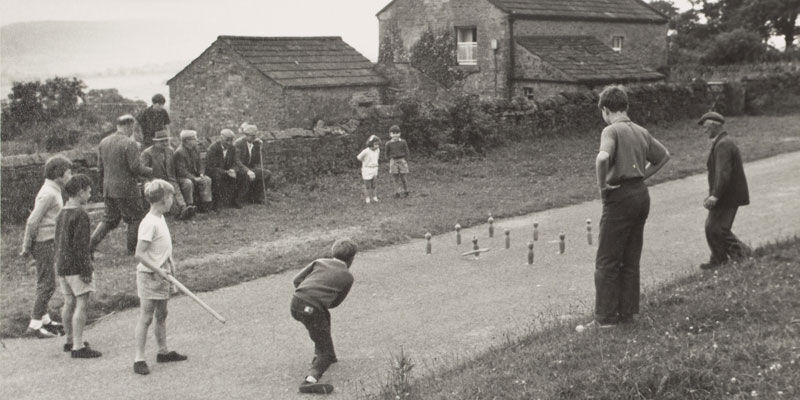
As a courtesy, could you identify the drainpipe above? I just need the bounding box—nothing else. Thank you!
[507,13,515,100]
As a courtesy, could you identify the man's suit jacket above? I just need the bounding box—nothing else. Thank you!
[141,145,178,184]
[97,132,152,198]
[173,146,204,179]
[708,132,749,207]
[206,141,242,175]
[233,137,262,169]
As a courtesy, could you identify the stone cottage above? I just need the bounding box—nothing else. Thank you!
[377,0,667,100]
[167,36,387,135]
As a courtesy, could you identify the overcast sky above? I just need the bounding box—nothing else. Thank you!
[1,0,694,61]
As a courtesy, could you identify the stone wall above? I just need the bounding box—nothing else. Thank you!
[513,19,668,70]
[168,41,285,139]
[513,80,584,100]
[283,86,384,129]
[378,0,511,98]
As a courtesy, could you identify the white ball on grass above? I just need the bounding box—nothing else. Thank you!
[575,324,585,333]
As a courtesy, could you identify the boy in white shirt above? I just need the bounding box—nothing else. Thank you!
[133,179,187,375]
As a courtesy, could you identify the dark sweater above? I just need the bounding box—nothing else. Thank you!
[54,207,92,278]
[293,258,353,311]
[385,139,409,159]
[708,132,749,207]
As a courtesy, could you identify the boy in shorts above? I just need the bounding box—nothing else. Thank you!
[55,174,102,358]
[385,125,410,198]
[133,179,187,375]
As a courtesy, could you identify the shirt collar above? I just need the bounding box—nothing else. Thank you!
[44,179,62,193]
[712,131,728,146]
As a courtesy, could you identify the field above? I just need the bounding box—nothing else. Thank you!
[371,237,800,400]
[2,114,799,337]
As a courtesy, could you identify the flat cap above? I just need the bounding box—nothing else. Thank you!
[698,111,725,125]
[116,114,136,125]
[179,130,198,140]
[220,129,235,139]
[243,124,258,135]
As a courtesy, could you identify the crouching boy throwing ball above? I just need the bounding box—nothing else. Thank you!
[133,179,187,375]
[291,238,357,394]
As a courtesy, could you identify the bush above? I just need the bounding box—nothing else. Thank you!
[701,29,769,65]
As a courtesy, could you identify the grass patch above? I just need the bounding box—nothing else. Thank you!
[2,114,799,338]
[369,237,800,399]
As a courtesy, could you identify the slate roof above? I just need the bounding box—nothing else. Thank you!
[488,0,666,22]
[171,36,386,88]
[515,35,664,84]
[377,0,666,23]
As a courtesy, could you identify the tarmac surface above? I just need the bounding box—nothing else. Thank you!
[1,151,798,400]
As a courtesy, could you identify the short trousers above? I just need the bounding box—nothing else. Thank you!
[58,274,96,297]
[361,166,378,180]
[136,271,171,300]
[389,158,409,174]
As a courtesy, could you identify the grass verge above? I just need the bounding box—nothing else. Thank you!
[370,237,800,400]
[2,114,799,338]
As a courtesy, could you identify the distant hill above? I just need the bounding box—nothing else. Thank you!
[0,20,217,100]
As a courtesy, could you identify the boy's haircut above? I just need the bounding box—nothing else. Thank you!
[64,174,93,197]
[43,155,72,180]
[598,85,629,112]
[331,238,357,262]
[143,179,175,204]
[389,125,401,133]
[152,93,166,104]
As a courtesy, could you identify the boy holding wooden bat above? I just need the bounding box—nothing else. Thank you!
[291,238,358,394]
[133,179,188,375]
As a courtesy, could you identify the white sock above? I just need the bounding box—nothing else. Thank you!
[41,314,52,325]
[305,376,317,384]
[28,319,43,330]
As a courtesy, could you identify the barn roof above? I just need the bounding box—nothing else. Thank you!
[170,36,386,88]
[378,0,666,23]
[515,35,664,84]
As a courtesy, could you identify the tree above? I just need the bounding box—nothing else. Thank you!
[4,77,86,124]
[742,0,800,50]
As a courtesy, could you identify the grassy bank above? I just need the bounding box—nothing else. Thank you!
[372,237,800,400]
[2,114,799,337]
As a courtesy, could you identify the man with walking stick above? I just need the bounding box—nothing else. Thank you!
[234,124,271,205]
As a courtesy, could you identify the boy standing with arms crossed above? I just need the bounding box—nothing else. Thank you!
[385,125,410,198]
[55,174,102,358]
[20,155,72,338]
[133,179,187,375]
[291,238,358,393]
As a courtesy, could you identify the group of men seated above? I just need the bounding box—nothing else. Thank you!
[140,123,271,220]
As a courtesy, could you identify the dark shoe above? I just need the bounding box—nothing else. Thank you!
[232,202,243,209]
[71,345,102,358]
[64,341,90,352]
[133,361,150,375]
[618,314,636,324]
[43,322,65,336]
[156,351,188,363]
[299,382,334,394]
[403,191,410,197]
[699,262,720,270]
[25,327,57,339]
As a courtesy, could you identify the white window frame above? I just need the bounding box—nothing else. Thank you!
[456,27,478,66]
[611,36,624,52]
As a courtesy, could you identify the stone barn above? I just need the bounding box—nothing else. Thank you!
[377,0,667,100]
[167,36,387,135]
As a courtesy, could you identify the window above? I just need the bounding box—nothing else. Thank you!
[523,87,535,100]
[611,36,624,52]
[456,27,478,65]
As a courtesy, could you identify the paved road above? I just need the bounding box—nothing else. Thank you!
[2,152,798,400]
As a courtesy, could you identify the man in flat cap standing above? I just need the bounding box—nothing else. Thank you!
[90,114,153,255]
[206,128,244,210]
[698,111,751,270]
[140,130,194,220]
[233,124,271,205]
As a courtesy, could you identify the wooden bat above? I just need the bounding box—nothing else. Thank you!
[151,267,227,324]
[461,248,492,256]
